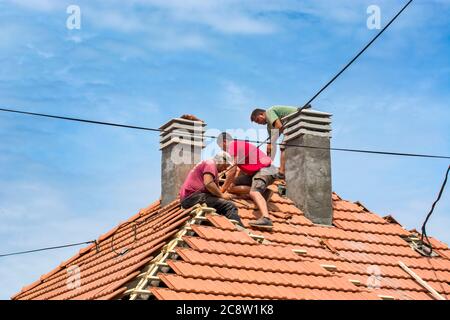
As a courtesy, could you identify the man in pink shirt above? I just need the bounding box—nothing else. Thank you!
[179,152,243,226]
[217,132,275,229]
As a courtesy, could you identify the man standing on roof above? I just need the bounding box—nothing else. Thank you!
[217,132,275,230]
[179,152,243,226]
[251,105,310,180]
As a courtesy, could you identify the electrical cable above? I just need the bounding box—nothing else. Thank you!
[0,240,97,258]
[421,165,450,256]
[1,107,448,160]
[298,0,414,109]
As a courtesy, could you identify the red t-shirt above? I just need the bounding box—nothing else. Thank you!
[179,160,218,200]
[228,140,272,175]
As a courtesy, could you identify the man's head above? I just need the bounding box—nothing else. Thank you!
[216,132,233,151]
[213,151,233,172]
[250,108,267,125]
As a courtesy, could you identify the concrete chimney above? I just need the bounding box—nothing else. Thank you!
[159,117,206,207]
[283,109,333,225]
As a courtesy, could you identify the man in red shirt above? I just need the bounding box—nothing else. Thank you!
[179,152,243,226]
[217,132,275,229]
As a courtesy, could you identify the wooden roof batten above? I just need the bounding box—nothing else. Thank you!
[123,204,216,300]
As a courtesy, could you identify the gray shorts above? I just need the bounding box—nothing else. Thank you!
[234,168,275,193]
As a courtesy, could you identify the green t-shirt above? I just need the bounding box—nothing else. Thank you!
[266,105,298,135]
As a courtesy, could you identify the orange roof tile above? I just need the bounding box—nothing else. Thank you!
[12,189,450,300]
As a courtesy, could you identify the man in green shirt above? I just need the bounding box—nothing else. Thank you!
[251,105,308,179]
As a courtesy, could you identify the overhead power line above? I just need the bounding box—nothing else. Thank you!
[0,107,176,134]
[1,107,449,160]
[299,0,414,109]
[281,142,450,160]
[421,165,450,255]
[0,240,97,258]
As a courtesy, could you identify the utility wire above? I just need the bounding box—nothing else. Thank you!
[421,165,450,256]
[299,0,414,109]
[1,107,448,160]
[280,142,450,160]
[0,240,97,258]
[0,107,213,138]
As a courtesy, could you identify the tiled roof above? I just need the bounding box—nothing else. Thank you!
[12,188,450,300]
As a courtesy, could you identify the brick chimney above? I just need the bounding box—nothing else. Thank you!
[159,117,206,207]
[283,109,333,225]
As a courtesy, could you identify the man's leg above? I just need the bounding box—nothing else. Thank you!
[228,185,250,194]
[228,172,252,195]
[276,138,286,179]
[180,193,206,209]
[249,191,269,219]
[279,149,286,176]
[248,172,275,229]
[203,194,243,226]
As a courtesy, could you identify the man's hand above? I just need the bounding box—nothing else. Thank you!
[221,192,233,200]
[266,143,272,157]
[221,165,237,194]
[181,114,203,122]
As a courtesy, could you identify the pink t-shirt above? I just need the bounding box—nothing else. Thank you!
[179,160,218,200]
[228,140,272,175]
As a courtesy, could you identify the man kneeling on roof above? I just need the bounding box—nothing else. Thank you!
[217,132,275,230]
[179,152,243,227]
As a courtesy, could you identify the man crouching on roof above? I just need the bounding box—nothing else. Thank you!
[179,152,243,227]
[217,132,275,230]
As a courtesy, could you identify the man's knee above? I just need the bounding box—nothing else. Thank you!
[221,199,238,212]
[212,199,242,225]
[205,197,235,211]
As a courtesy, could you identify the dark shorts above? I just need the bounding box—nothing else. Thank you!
[234,170,275,193]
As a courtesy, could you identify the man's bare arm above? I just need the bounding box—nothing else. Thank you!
[204,173,230,199]
[266,143,272,157]
[268,118,284,158]
[221,166,237,193]
[273,119,283,131]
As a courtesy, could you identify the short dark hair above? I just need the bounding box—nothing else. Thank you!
[250,108,265,122]
[216,132,233,146]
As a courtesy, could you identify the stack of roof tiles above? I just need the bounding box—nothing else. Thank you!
[12,189,450,300]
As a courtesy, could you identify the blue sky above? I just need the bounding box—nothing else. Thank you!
[0,0,449,299]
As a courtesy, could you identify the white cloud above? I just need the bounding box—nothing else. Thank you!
[9,0,63,12]
[0,24,29,50]
[221,81,255,111]
[150,32,209,51]
[90,10,143,33]
[26,44,54,59]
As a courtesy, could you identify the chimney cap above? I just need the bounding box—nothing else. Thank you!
[159,117,206,150]
[283,109,332,142]
[159,117,205,131]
